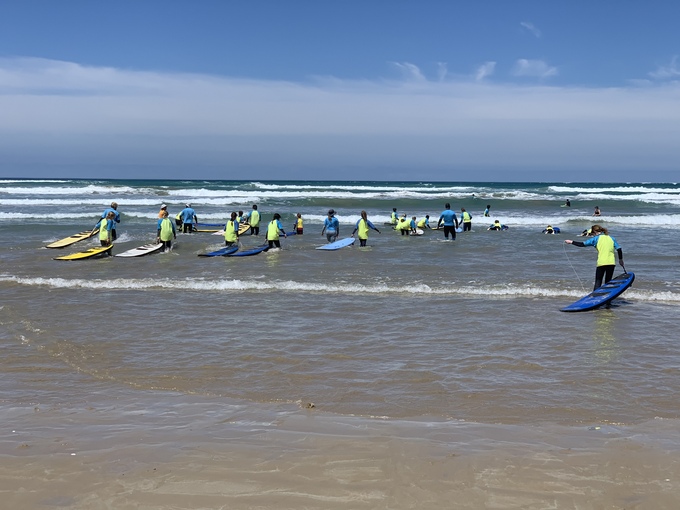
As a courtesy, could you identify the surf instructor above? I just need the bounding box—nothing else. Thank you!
[437,203,459,240]
[565,225,624,290]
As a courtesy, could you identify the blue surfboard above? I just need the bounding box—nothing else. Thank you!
[198,245,239,257]
[561,272,635,312]
[227,244,269,257]
[316,237,355,251]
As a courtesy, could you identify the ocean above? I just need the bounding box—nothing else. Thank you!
[2,179,680,509]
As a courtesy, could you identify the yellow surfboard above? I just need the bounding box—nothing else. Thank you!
[45,228,98,249]
[54,245,113,260]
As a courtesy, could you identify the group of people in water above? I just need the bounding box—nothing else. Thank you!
[95,199,622,292]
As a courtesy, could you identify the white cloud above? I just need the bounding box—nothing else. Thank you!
[520,21,541,38]
[0,57,679,179]
[436,62,448,82]
[512,59,558,79]
[475,62,496,81]
[649,56,680,79]
[391,61,426,81]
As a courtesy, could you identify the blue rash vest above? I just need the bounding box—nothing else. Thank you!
[439,209,457,226]
[323,217,339,234]
[101,208,120,224]
[181,207,196,224]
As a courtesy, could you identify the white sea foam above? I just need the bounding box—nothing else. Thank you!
[550,185,680,194]
[0,184,142,195]
[2,275,677,303]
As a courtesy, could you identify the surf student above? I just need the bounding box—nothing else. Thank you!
[266,213,287,248]
[351,210,381,247]
[565,199,571,207]
[175,211,183,229]
[417,215,431,229]
[484,204,491,217]
[488,219,506,231]
[437,203,459,240]
[460,208,472,232]
[156,210,176,252]
[158,204,168,219]
[542,225,559,234]
[322,209,340,243]
[100,202,121,241]
[249,204,261,235]
[180,204,197,233]
[294,213,304,235]
[579,228,593,237]
[237,210,244,224]
[396,216,411,235]
[565,225,624,290]
[390,208,398,225]
[224,212,239,247]
[99,211,115,246]
[593,206,601,216]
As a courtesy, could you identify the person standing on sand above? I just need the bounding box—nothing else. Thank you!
[437,203,459,240]
[565,224,624,291]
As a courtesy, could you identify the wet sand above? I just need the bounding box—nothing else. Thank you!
[2,396,679,510]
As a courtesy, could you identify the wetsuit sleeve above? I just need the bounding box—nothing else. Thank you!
[617,248,623,260]
[571,241,586,247]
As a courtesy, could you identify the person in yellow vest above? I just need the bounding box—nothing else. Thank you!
[351,210,381,247]
[249,204,261,235]
[565,225,624,290]
[99,211,115,247]
[416,215,431,229]
[266,213,287,249]
[224,211,239,247]
[390,208,398,225]
[156,210,176,252]
[396,215,411,235]
[293,213,303,235]
[175,211,183,229]
[460,208,472,232]
[237,210,244,223]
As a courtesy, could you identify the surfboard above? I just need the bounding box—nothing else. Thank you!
[115,243,164,258]
[410,228,425,236]
[54,245,113,260]
[198,245,239,257]
[210,223,252,236]
[226,244,269,257]
[316,237,355,251]
[45,228,98,249]
[561,272,635,312]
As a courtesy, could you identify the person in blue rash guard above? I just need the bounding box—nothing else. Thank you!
[156,210,176,252]
[565,224,624,290]
[180,204,197,233]
[351,210,381,247]
[100,202,121,241]
[409,216,418,234]
[321,209,340,243]
[417,215,431,229]
[437,203,459,240]
[266,213,287,249]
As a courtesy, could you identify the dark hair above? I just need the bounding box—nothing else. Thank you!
[230,212,237,220]
[252,204,258,210]
[273,213,281,220]
[445,203,451,209]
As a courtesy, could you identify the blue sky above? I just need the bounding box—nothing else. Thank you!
[1,0,679,182]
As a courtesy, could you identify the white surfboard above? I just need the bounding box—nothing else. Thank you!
[115,243,164,258]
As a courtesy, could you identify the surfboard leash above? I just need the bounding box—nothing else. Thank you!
[563,242,587,294]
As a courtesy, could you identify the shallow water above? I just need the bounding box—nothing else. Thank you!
[2,179,680,508]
